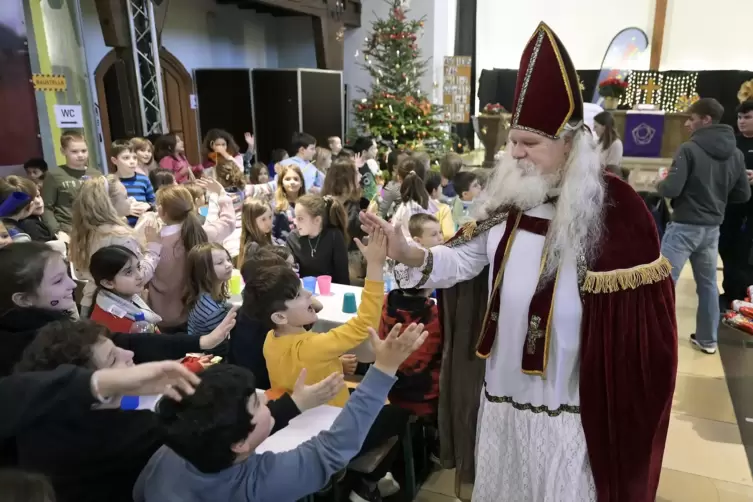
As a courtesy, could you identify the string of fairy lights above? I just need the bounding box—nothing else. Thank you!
[620,70,699,112]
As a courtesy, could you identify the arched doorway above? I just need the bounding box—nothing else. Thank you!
[93,48,200,164]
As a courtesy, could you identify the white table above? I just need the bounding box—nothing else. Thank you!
[256,404,341,454]
[231,282,376,362]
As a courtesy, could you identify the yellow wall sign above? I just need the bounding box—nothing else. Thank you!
[32,74,67,92]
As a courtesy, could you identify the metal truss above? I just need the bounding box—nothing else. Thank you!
[126,0,167,136]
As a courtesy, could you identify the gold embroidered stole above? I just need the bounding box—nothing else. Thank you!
[475,208,558,377]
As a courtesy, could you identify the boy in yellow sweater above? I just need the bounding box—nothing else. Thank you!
[243,229,411,501]
[242,228,387,407]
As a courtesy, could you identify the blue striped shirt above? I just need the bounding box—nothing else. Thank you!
[187,292,231,336]
[119,173,156,226]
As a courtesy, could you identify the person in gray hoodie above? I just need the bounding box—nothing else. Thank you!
[658,98,751,354]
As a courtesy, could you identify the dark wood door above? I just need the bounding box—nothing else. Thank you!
[94,48,200,165]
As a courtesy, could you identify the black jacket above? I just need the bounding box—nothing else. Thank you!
[0,307,204,377]
[658,124,751,225]
[17,215,56,242]
[228,312,271,390]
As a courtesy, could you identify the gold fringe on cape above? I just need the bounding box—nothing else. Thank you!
[582,255,672,294]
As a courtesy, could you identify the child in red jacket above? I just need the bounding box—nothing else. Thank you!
[377,213,443,416]
[89,245,162,333]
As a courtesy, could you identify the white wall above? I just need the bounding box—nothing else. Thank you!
[661,0,753,71]
[343,0,457,130]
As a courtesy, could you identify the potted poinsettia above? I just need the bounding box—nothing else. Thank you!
[474,103,510,167]
[598,78,628,109]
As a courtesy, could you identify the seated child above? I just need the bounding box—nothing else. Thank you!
[423,171,456,240]
[134,323,428,502]
[450,171,481,227]
[90,245,163,333]
[111,140,156,227]
[5,175,65,253]
[0,177,34,242]
[439,152,463,199]
[248,162,270,185]
[230,246,320,389]
[237,198,282,267]
[0,221,12,248]
[23,157,48,189]
[186,243,233,337]
[148,168,176,192]
[378,214,443,417]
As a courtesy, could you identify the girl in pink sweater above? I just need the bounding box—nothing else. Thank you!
[154,133,203,184]
[148,178,235,331]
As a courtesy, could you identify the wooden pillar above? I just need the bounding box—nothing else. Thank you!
[649,0,668,70]
[312,8,344,70]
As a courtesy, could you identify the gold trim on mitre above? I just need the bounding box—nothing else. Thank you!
[582,255,672,294]
[511,22,577,139]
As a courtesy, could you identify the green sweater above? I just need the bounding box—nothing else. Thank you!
[42,165,103,233]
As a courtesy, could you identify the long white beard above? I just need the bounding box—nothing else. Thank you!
[474,131,606,279]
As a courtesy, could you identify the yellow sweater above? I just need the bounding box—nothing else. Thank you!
[263,279,384,407]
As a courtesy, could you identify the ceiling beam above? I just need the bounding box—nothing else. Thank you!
[649,0,668,71]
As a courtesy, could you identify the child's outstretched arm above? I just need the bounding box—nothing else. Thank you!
[250,323,428,501]
[292,229,387,363]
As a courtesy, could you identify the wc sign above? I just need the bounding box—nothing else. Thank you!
[54,105,84,128]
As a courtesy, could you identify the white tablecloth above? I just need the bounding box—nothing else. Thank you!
[231,282,376,362]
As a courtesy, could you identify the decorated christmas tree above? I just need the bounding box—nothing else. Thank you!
[352,0,447,156]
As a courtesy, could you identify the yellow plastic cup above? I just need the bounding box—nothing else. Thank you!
[229,270,243,296]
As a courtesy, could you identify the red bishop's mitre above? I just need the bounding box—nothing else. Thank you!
[510,22,584,139]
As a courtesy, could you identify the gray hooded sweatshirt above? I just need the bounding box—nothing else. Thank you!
[658,124,750,226]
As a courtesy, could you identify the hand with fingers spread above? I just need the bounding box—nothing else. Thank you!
[199,306,238,350]
[143,218,161,244]
[196,177,224,196]
[358,211,418,265]
[354,152,366,169]
[92,361,201,402]
[370,322,429,376]
[290,369,345,411]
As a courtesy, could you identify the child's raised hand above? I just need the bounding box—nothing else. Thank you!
[199,305,238,350]
[354,152,366,169]
[143,218,160,244]
[196,177,223,195]
[369,323,428,376]
[354,227,387,267]
[290,369,345,411]
[244,132,254,148]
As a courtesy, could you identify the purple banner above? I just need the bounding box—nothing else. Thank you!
[623,112,665,157]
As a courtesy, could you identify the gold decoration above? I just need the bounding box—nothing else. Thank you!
[582,256,671,294]
[738,79,753,103]
[676,93,699,112]
[639,78,662,105]
[461,221,477,240]
[32,74,67,92]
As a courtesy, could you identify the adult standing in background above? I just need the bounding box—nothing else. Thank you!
[657,98,750,354]
[593,111,624,178]
[719,100,753,306]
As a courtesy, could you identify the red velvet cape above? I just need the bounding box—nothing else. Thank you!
[436,175,677,501]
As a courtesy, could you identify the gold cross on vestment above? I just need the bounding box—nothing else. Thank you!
[525,315,544,355]
[640,78,662,105]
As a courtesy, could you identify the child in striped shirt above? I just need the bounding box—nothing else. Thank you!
[111,140,156,226]
[186,242,234,337]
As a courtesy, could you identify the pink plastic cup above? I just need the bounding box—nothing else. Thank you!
[317,275,332,296]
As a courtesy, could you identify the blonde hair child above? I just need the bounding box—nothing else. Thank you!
[272,164,305,241]
[237,198,278,268]
[148,178,235,329]
[69,174,161,315]
[131,137,158,175]
[186,242,234,336]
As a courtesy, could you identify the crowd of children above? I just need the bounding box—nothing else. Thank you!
[0,126,484,502]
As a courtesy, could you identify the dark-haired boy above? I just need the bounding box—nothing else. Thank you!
[278,131,324,193]
[111,140,156,227]
[23,157,48,189]
[450,171,481,227]
[134,323,428,502]
[720,100,753,305]
[439,152,463,199]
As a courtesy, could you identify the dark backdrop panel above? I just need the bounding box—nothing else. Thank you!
[251,70,300,164]
[477,69,753,127]
[696,71,753,126]
[0,5,42,166]
[194,69,253,151]
[453,0,477,147]
[300,71,343,148]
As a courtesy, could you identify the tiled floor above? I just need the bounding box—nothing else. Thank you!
[417,263,753,501]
